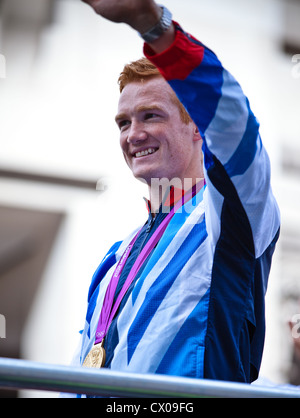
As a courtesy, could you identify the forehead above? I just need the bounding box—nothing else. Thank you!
[117,77,176,113]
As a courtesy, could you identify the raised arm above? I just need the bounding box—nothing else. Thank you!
[142,22,280,258]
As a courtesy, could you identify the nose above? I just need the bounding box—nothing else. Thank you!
[126,120,147,144]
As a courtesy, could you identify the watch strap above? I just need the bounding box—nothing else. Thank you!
[139,5,173,44]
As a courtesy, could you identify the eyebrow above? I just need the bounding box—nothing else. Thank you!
[115,113,127,124]
[115,105,164,123]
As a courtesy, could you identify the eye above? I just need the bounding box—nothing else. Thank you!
[144,113,158,120]
[118,120,131,130]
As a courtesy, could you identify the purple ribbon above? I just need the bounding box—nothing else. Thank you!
[94,180,204,345]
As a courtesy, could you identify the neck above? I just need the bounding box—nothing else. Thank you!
[148,177,204,215]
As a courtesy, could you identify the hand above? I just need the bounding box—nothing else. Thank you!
[81,0,162,34]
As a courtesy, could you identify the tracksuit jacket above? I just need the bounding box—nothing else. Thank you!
[72,22,280,389]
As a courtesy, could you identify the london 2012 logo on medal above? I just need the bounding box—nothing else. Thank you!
[83,343,106,369]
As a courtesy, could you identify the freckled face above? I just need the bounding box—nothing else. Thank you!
[115,77,202,185]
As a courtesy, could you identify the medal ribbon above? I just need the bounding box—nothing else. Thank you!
[94,181,204,346]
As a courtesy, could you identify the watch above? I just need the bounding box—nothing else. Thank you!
[139,5,173,44]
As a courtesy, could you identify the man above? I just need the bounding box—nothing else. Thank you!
[73,0,280,391]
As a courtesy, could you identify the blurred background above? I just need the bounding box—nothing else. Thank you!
[0,0,299,398]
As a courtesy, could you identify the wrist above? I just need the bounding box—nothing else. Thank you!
[146,23,175,54]
[138,5,173,45]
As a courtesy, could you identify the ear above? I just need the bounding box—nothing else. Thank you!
[193,124,202,142]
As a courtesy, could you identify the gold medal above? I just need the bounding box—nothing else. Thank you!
[83,341,106,369]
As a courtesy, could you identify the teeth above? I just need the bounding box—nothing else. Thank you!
[135,148,157,158]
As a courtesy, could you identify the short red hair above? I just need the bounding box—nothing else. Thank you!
[118,57,192,125]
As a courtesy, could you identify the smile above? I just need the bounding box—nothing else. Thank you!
[134,148,158,159]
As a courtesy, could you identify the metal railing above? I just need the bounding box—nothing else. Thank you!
[0,357,300,398]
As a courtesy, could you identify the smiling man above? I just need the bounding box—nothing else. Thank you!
[72,0,281,396]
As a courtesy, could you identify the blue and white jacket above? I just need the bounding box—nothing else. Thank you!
[73,22,280,387]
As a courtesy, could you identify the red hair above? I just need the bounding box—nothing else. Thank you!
[118,57,192,125]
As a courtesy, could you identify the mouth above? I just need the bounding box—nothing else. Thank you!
[133,147,159,159]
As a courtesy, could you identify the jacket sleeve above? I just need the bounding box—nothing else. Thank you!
[144,22,280,258]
